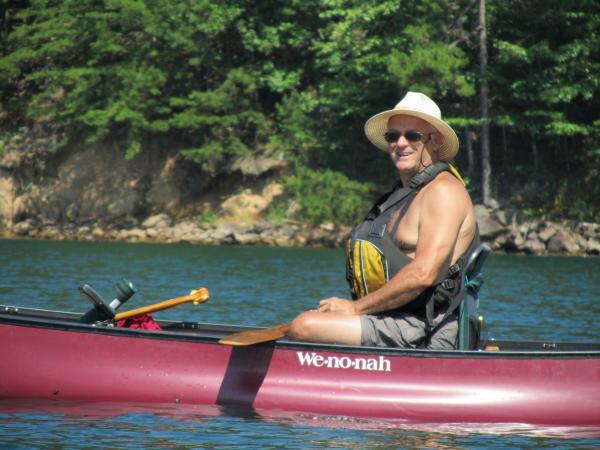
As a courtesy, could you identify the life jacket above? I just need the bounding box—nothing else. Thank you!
[345,162,479,328]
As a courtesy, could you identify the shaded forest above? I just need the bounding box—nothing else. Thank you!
[1,0,598,224]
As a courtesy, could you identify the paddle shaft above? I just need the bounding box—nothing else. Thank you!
[218,323,291,346]
[114,288,210,321]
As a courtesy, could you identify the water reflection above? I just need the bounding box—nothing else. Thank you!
[1,399,599,440]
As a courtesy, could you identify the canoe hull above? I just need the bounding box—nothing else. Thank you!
[1,309,599,426]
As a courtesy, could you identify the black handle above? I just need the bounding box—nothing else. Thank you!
[78,284,116,323]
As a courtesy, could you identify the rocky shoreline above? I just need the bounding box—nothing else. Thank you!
[473,205,599,256]
[5,215,345,248]
[2,138,598,256]
[3,205,599,256]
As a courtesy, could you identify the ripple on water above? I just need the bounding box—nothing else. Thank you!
[1,240,599,449]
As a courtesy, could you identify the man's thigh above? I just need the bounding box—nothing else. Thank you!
[361,312,458,349]
[361,313,429,348]
[427,315,458,350]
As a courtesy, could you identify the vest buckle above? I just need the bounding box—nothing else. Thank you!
[368,222,386,238]
[440,279,455,290]
[447,263,460,277]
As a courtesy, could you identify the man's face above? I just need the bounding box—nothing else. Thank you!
[386,115,438,174]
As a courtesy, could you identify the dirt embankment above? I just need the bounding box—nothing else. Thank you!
[0,133,293,242]
[0,134,598,255]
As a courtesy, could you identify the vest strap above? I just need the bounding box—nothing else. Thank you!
[368,222,387,238]
[376,187,415,216]
[409,162,450,189]
[427,231,481,330]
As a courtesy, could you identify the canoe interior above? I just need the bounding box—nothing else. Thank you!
[2,304,600,355]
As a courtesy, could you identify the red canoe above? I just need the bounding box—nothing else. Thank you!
[1,305,599,427]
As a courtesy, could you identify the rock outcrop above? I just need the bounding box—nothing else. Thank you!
[472,206,599,256]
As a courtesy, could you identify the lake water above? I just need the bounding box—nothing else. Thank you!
[1,239,599,449]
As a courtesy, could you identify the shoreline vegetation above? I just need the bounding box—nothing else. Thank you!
[3,206,599,257]
[1,3,598,255]
[0,131,598,257]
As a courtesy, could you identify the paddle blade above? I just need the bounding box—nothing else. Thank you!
[218,323,291,346]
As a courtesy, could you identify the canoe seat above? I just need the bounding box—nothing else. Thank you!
[457,243,491,350]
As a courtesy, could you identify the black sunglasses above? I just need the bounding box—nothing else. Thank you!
[383,130,424,144]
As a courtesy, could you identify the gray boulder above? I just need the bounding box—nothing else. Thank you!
[547,231,580,254]
[142,213,172,229]
[474,204,505,239]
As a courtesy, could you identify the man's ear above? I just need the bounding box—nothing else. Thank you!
[437,132,447,151]
[428,132,444,152]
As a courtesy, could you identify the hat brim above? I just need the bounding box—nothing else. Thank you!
[364,107,459,161]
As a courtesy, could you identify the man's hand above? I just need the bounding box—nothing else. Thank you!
[317,297,358,315]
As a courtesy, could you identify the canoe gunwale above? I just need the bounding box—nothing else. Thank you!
[2,304,600,359]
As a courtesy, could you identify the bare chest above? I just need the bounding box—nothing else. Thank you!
[385,194,421,256]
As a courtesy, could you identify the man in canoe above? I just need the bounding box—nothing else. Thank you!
[288,92,478,349]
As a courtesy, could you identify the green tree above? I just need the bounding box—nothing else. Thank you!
[280,0,479,194]
[2,0,597,224]
[1,1,270,164]
[487,0,600,218]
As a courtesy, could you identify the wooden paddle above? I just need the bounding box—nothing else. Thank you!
[114,287,210,321]
[218,323,291,346]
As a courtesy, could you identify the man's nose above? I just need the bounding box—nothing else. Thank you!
[394,135,409,146]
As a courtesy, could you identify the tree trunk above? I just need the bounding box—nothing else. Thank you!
[479,0,495,208]
[502,126,507,169]
[465,127,474,180]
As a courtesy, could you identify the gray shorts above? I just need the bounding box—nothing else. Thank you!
[360,311,458,349]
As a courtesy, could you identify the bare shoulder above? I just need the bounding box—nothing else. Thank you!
[420,171,477,252]
[413,171,477,264]
[420,171,472,211]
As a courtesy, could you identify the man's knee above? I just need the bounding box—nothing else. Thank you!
[288,311,320,342]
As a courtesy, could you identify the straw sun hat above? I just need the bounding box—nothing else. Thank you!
[364,92,459,161]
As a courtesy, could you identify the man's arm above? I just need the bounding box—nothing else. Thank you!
[318,175,469,315]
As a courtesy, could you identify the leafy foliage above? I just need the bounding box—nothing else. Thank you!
[486,0,600,219]
[0,0,598,222]
[284,166,373,225]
